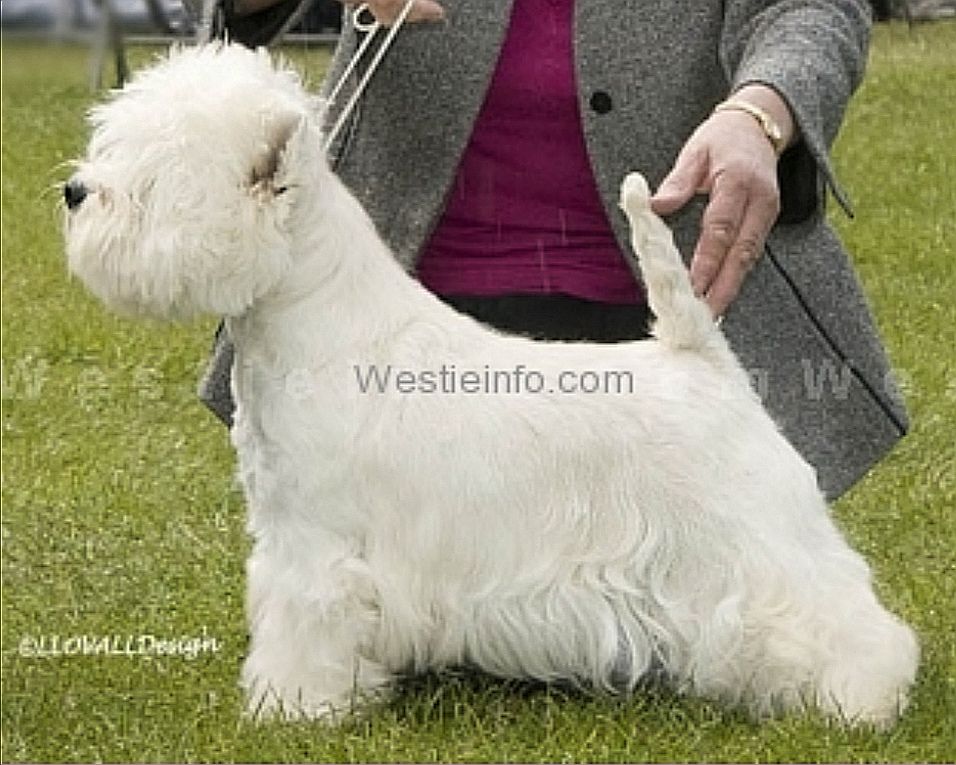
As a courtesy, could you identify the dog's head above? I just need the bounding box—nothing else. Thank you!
[64,44,323,319]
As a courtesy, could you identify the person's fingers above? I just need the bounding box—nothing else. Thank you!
[689,172,748,298]
[703,177,779,315]
[651,108,782,315]
[702,203,761,315]
[341,0,444,25]
[408,0,444,22]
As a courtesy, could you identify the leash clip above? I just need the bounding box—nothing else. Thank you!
[324,0,416,151]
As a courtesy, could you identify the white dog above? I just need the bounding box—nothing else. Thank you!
[64,45,918,727]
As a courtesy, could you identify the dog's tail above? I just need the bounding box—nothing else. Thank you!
[619,173,729,360]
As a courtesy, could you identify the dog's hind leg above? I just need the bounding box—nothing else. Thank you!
[676,511,918,728]
[618,173,730,361]
[749,544,919,728]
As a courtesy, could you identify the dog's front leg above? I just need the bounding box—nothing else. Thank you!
[240,543,391,722]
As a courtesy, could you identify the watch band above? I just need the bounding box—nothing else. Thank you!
[714,98,787,156]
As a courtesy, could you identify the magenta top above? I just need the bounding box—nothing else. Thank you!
[415,0,644,305]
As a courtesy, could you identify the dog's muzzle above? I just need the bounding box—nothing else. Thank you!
[63,178,88,211]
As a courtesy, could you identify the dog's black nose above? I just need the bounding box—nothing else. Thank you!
[63,179,88,211]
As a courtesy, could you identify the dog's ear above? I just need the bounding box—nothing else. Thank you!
[250,110,308,195]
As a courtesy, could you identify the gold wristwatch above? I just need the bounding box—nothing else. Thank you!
[714,99,787,155]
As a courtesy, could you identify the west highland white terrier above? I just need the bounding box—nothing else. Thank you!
[64,45,918,727]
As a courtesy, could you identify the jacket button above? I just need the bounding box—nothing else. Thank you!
[590,90,613,114]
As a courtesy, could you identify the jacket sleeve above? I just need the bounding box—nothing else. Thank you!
[720,0,872,221]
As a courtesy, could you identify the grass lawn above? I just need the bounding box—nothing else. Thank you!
[2,22,954,762]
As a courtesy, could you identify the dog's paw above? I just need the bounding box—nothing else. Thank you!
[244,683,359,724]
[817,629,918,730]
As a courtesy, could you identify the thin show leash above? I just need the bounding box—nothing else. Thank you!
[323,0,416,151]
[318,5,726,327]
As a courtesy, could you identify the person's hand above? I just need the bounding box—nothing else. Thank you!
[651,85,795,317]
[339,0,445,25]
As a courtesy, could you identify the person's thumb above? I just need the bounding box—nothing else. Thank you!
[407,0,445,23]
[651,149,707,216]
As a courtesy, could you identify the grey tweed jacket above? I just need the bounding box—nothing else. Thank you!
[201,0,907,500]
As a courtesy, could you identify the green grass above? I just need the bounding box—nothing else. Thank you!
[2,23,955,762]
